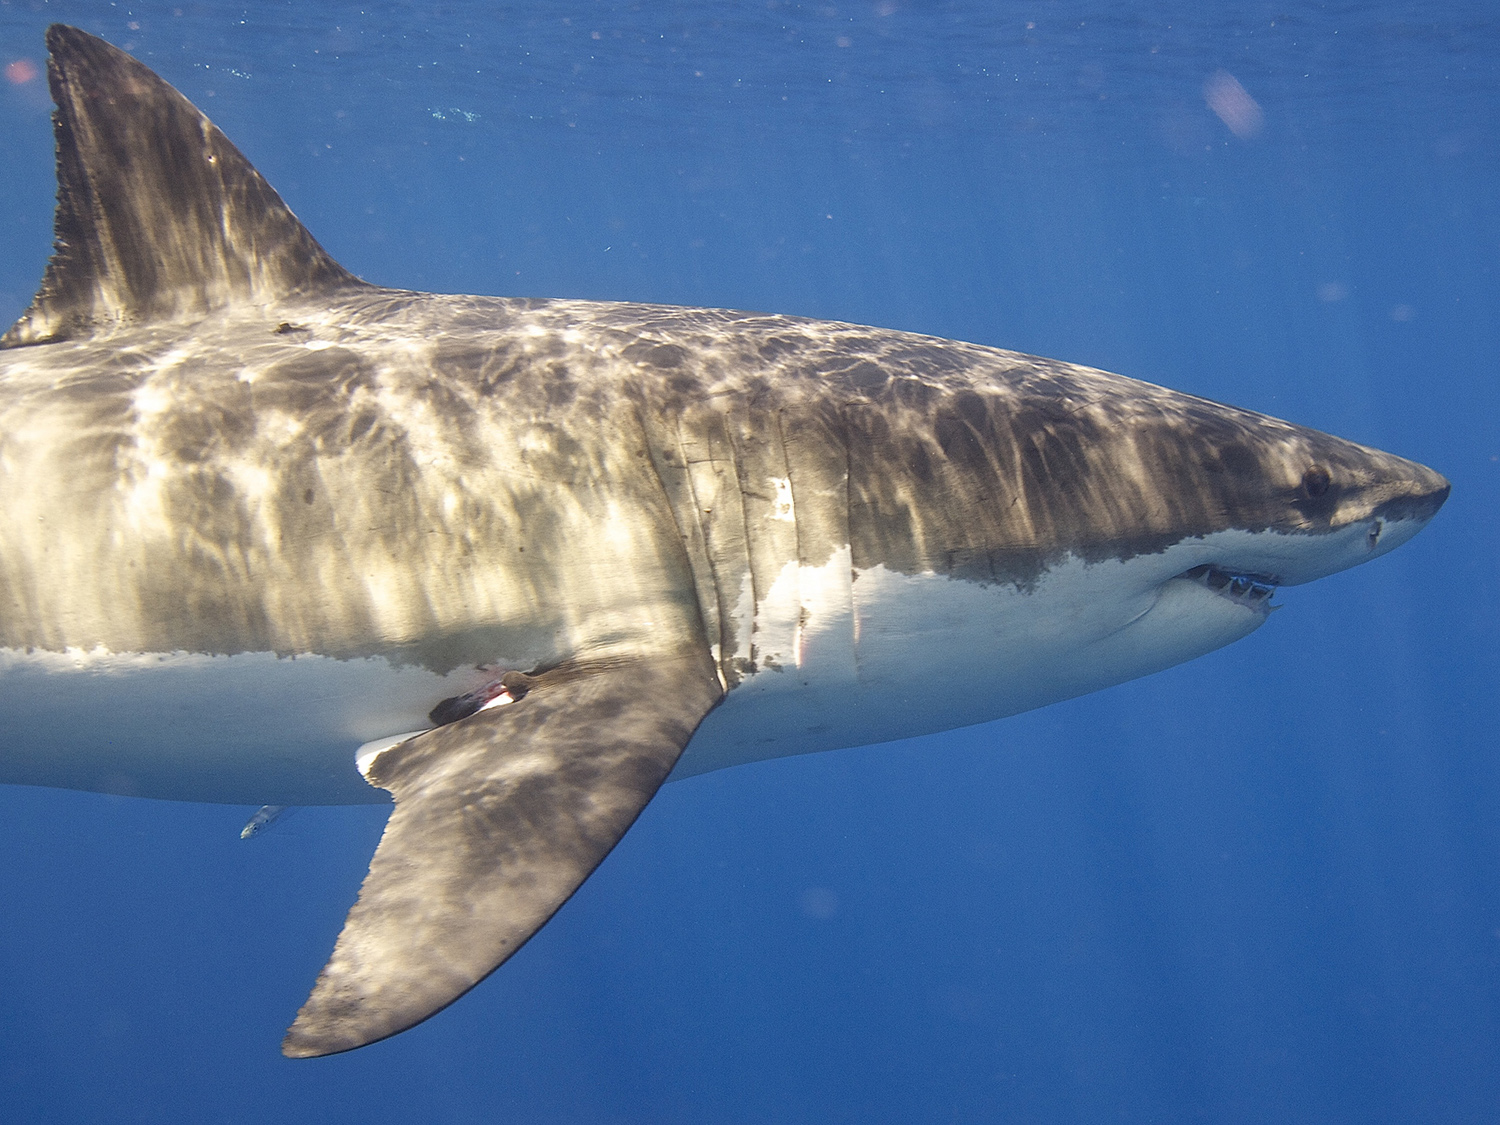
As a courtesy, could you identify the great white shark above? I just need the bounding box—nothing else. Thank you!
[0,27,1449,1058]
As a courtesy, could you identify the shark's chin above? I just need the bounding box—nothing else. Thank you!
[1126,571,1274,668]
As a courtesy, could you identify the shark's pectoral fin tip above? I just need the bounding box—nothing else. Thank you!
[280,1017,369,1059]
[280,1033,321,1060]
[282,998,332,1058]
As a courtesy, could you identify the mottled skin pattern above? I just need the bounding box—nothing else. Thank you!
[0,28,1450,1057]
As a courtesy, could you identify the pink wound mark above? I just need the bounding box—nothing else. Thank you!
[476,685,515,712]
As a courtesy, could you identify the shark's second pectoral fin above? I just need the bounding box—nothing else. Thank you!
[281,647,722,1058]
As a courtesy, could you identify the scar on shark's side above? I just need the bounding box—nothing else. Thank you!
[0,26,1449,1058]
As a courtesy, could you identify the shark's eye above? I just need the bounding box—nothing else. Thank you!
[1302,466,1332,498]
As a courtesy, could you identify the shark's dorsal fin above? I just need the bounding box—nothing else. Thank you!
[2,25,362,348]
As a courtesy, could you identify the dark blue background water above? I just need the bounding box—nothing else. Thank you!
[1,2,1496,1121]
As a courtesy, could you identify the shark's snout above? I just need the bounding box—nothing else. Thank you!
[1375,469,1450,526]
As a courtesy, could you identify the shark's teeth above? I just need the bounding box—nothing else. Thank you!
[1178,564,1278,608]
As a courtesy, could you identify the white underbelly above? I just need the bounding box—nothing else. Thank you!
[0,647,492,804]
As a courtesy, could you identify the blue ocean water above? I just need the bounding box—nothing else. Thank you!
[0,1,1495,1121]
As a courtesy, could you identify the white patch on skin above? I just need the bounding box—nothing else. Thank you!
[768,476,795,521]
[740,547,855,675]
[355,730,426,779]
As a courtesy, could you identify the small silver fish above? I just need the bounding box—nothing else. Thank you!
[240,805,290,840]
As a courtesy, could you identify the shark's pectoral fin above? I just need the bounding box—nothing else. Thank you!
[281,647,721,1059]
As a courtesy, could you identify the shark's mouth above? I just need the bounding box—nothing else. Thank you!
[1177,564,1279,610]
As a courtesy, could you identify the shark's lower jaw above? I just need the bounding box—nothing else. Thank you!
[1177,564,1279,611]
